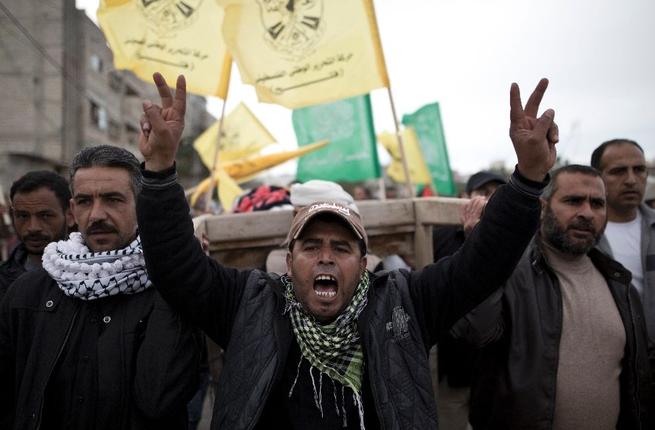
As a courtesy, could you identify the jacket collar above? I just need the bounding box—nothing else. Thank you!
[529,235,631,285]
[639,203,655,227]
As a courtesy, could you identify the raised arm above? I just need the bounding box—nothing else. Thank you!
[411,79,558,347]
[136,73,250,347]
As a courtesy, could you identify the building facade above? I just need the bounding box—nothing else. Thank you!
[0,0,212,188]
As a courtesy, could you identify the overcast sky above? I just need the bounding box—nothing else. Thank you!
[78,0,654,176]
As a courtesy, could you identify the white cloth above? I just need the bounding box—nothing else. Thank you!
[290,180,359,213]
[604,212,644,294]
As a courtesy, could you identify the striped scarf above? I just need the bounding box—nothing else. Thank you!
[282,271,370,427]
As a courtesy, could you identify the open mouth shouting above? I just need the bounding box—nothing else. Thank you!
[314,274,338,299]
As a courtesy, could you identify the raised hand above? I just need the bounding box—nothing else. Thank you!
[509,78,558,182]
[139,73,186,172]
[461,196,487,237]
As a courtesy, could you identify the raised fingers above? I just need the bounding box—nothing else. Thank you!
[524,78,549,118]
[173,75,187,117]
[153,72,173,109]
[509,83,524,123]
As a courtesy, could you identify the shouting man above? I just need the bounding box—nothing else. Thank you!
[136,73,557,429]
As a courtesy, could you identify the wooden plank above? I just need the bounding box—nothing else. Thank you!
[197,197,466,270]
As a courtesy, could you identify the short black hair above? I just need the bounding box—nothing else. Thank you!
[590,139,643,171]
[542,164,602,201]
[10,170,71,212]
[70,145,142,196]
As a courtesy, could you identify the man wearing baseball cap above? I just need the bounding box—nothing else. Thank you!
[136,73,558,429]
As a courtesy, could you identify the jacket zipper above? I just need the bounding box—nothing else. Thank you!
[363,277,386,430]
[366,350,386,430]
[34,307,80,430]
[625,287,642,429]
[545,267,562,428]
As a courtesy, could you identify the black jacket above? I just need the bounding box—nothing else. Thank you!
[0,269,201,430]
[432,225,476,387]
[137,167,544,430]
[455,240,654,429]
[0,243,28,303]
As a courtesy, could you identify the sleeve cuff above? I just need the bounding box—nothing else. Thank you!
[508,165,550,198]
[140,162,178,189]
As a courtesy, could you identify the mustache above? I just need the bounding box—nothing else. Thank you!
[22,233,50,242]
[86,221,117,235]
[567,218,596,233]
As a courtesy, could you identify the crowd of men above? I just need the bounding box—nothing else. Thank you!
[0,72,653,430]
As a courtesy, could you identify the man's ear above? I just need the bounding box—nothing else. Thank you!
[65,208,75,229]
[8,205,16,229]
[360,255,368,273]
[286,251,292,275]
[539,198,547,221]
[69,198,79,224]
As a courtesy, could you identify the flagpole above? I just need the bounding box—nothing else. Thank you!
[387,88,414,198]
[378,177,387,200]
[204,97,229,213]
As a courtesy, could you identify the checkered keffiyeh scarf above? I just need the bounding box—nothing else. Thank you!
[282,271,369,394]
[42,232,152,300]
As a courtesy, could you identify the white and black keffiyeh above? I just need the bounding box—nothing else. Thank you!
[42,232,152,300]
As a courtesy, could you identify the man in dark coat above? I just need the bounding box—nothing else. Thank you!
[458,165,653,429]
[0,171,74,302]
[0,145,200,429]
[135,73,558,429]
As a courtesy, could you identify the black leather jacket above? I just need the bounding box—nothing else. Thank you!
[455,240,654,429]
[0,270,200,429]
[137,167,544,430]
[0,243,28,303]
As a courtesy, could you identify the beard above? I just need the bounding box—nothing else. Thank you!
[541,206,602,256]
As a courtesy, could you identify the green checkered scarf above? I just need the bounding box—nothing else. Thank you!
[282,271,369,395]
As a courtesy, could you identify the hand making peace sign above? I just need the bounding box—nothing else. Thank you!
[509,78,559,182]
[139,73,187,172]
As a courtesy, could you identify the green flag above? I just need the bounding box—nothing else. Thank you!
[292,95,381,182]
[402,103,456,196]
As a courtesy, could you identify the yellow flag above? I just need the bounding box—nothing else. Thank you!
[189,140,329,208]
[189,166,243,212]
[193,103,276,170]
[97,0,231,98]
[219,0,389,108]
[215,165,244,212]
[223,140,329,182]
[378,128,432,184]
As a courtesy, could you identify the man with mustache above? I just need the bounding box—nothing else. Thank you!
[457,165,653,429]
[136,72,557,429]
[592,139,655,377]
[0,145,200,429]
[0,171,74,302]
